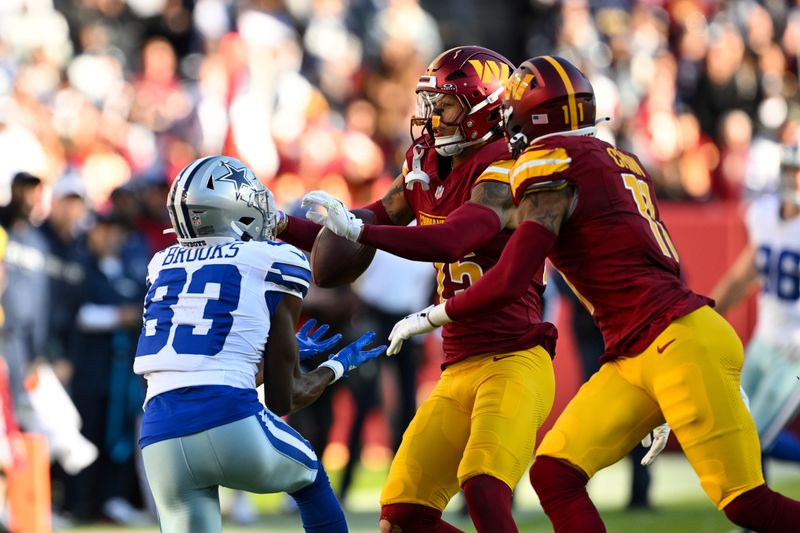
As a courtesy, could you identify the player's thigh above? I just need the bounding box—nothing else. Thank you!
[205,411,319,495]
[458,346,555,488]
[536,360,662,478]
[380,372,470,511]
[142,437,222,533]
[642,306,763,508]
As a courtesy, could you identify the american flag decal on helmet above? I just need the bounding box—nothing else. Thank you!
[531,114,549,124]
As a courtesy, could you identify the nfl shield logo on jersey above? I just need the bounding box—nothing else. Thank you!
[434,185,445,199]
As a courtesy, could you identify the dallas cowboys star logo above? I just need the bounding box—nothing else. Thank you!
[216,160,253,200]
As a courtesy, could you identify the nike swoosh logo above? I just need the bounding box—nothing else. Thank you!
[289,250,307,261]
[656,338,676,354]
[492,354,516,362]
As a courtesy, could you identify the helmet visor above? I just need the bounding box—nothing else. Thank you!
[412,92,465,128]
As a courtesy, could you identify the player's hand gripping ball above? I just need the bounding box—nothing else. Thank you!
[309,208,376,288]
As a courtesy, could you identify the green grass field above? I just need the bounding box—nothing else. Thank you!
[62,455,800,533]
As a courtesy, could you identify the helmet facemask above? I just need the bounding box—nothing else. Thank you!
[232,185,278,241]
[411,91,471,156]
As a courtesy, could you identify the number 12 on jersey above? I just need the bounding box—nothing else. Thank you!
[621,173,680,261]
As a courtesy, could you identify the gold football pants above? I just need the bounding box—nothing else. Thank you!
[537,305,763,508]
[380,345,555,511]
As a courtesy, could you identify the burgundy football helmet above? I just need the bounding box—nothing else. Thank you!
[411,46,513,156]
[503,56,596,155]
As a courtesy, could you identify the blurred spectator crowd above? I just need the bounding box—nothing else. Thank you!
[2,0,800,209]
[0,0,797,528]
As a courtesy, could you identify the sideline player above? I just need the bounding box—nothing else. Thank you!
[388,56,800,532]
[133,156,385,533]
[711,139,800,462]
[281,47,557,533]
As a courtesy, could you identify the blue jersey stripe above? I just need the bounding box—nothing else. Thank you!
[257,409,318,470]
[271,262,312,283]
[265,270,310,298]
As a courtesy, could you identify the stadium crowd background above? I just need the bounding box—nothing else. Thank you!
[0,0,798,528]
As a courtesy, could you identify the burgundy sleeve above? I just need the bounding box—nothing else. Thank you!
[279,200,392,252]
[358,202,501,262]
[445,221,557,320]
[280,215,321,252]
[358,200,394,226]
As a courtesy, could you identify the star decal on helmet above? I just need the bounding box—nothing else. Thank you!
[216,160,252,201]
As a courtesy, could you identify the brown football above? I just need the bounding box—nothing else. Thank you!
[310,209,377,288]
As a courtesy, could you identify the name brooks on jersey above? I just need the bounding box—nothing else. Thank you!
[162,241,242,266]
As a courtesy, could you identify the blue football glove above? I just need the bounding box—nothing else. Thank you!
[318,331,387,382]
[296,319,343,361]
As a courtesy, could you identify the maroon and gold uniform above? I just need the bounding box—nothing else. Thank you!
[509,134,710,361]
[379,137,557,513]
[434,54,800,532]
[507,134,763,508]
[403,138,556,365]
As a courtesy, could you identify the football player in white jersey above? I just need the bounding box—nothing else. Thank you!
[712,141,800,461]
[134,156,386,533]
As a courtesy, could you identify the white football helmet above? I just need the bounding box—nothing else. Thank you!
[167,156,278,245]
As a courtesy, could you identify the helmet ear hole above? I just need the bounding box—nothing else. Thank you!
[239,216,255,225]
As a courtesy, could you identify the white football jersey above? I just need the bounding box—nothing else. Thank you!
[746,194,800,346]
[134,240,310,404]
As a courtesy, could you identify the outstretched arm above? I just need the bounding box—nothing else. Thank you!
[264,294,386,416]
[386,187,573,353]
[356,180,511,262]
[441,186,573,322]
[264,294,335,415]
[304,178,514,262]
[709,243,759,315]
[277,174,412,251]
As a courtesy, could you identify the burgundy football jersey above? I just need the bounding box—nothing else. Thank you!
[403,138,557,365]
[510,134,712,361]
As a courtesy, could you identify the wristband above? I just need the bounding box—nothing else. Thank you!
[427,303,451,327]
[318,359,344,383]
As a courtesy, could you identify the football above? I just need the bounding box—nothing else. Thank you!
[310,209,377,288]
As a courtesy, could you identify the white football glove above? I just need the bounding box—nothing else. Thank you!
[640,423,670,466]
[302,190,363,241]
[387,303,451,356]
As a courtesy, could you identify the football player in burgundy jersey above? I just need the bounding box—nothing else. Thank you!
[389,56,800,532]
[278,47,556,533]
